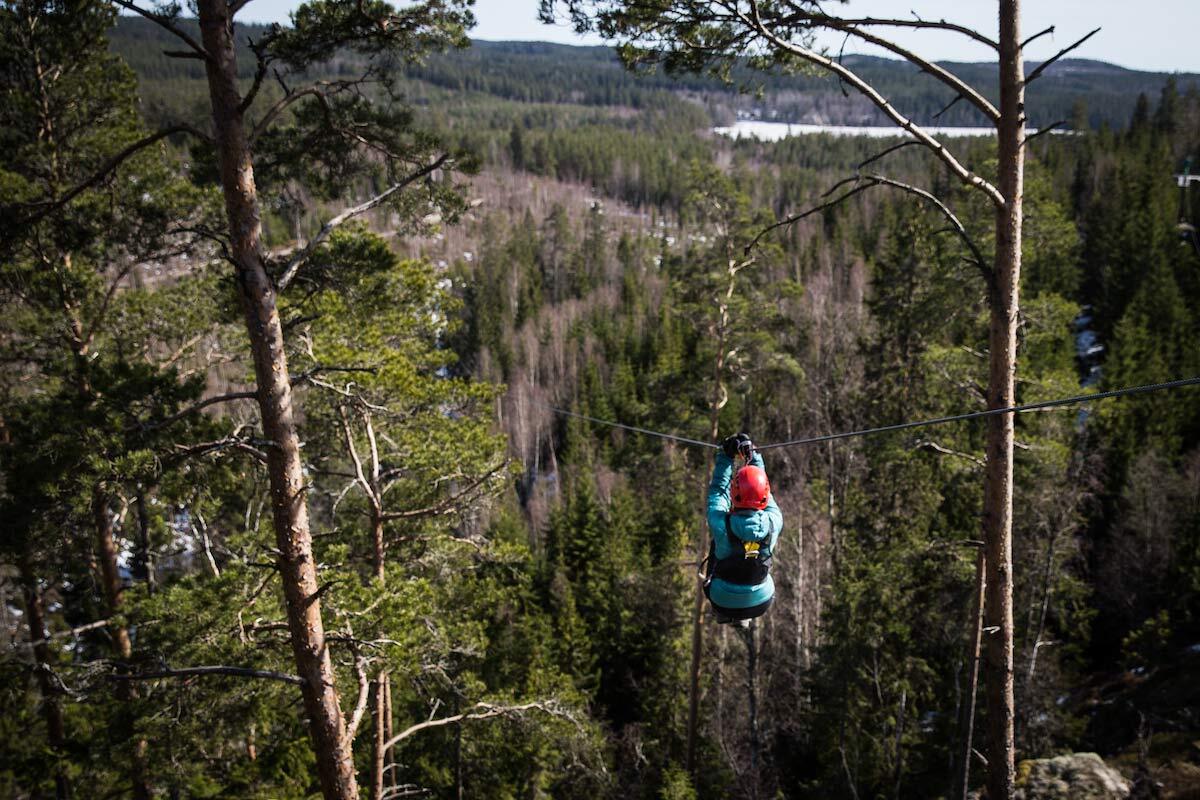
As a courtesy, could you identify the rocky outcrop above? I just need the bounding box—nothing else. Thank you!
[1012,752,1130,799]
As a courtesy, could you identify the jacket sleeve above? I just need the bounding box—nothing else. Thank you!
[752,451,784,553]
[763,495,783,554]
[706,450,734,536]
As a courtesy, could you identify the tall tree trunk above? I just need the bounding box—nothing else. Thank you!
[686,319,730,774]
[372,512,386,583]
[955,548,987,800]
[984,3,1025,796]
[371,675,387,800]
[134,488,157,594]
[93,488,152,800]
[20,563,71,800]
[383,676,396,795]
[195,3,358,797]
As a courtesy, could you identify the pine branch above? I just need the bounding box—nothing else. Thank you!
[110,666,304,685]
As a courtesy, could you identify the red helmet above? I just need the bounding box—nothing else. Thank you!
[732,465,770,510]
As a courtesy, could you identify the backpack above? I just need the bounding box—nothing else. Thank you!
[711,512,771,586]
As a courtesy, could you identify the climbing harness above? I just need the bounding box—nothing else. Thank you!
[541,375,1200,452]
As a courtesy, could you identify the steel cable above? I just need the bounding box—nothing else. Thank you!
[536,376,1200,452]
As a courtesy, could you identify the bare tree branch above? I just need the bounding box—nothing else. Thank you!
[147,390,258,430]
[1024,27,1101,85]
[15,125,211,226]
[379,461,507,522]
[914,439,985,469]
[276,153,451,292]
[344,647,371,741]
[172,435,270,464]
[248,85,328,144]
[807,15,999,122]
[110,0,212,60]
[110,666,304,685]
[1021,25,1055,49]
[747,172,989,279]
[857,140,923,171]
[383,700,571,750]
[742,1,1004,207]
[932,93,964,120]
[791,12,998,49]
[1023,121,1066,147]
[340,406,382,516]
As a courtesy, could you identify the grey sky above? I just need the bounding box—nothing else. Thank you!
[235,0,1200,73]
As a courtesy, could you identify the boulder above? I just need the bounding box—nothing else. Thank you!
[1013,752,1130,799]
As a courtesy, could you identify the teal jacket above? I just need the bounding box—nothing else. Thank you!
[705,450,782,609]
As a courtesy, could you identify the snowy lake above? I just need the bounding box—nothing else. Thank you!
[713,120,999,141]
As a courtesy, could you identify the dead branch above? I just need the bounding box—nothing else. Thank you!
[14,125,211,227]
[172,435,270,464]
[148,390,259,430]
[383,700,571,750]
[1023,121,1066,146]
[340,406,382,516]
[857,140,923,171]
[345,645,372,740]
[808,15,999,122]
[741,1,1003,207]
[932,93,964,120]
[786,10,999,50]
[109,0,212,61]
[7,619,111,652]
[914,439,985,469]
[1025,27,1101,85]
[379,461,507,522]
[277,153,451,292]
[1021,25,1055,49]
[747,173,988,279]
[248,84,329,144]
[110,666,304,685]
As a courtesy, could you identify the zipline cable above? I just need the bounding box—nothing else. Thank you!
[756,375,1200,450]
[538,376,1200,453]
[542,404,719,449]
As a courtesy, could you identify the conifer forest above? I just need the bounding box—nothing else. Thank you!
[4,1,1200,798]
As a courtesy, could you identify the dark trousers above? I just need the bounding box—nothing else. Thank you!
[708,595,773,621]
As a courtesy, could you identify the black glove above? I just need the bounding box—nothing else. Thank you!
[737,434,755,461]
[722,432,754,459]
[721,435,740,458]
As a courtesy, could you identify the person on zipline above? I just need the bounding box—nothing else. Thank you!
[704,433,782,625]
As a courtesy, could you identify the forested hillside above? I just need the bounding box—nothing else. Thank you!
[3,3,1200,800]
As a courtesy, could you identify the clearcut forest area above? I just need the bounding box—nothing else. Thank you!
[3,3,1200,799]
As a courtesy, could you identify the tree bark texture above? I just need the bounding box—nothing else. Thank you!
[687,286,735,774]
[134,489,157,594]
[955,549,986,800]
[195,3,358,797]
[93,488,152,800]
[984,2,1024,796]
[371,675,386,800]
[20,564,71,800]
